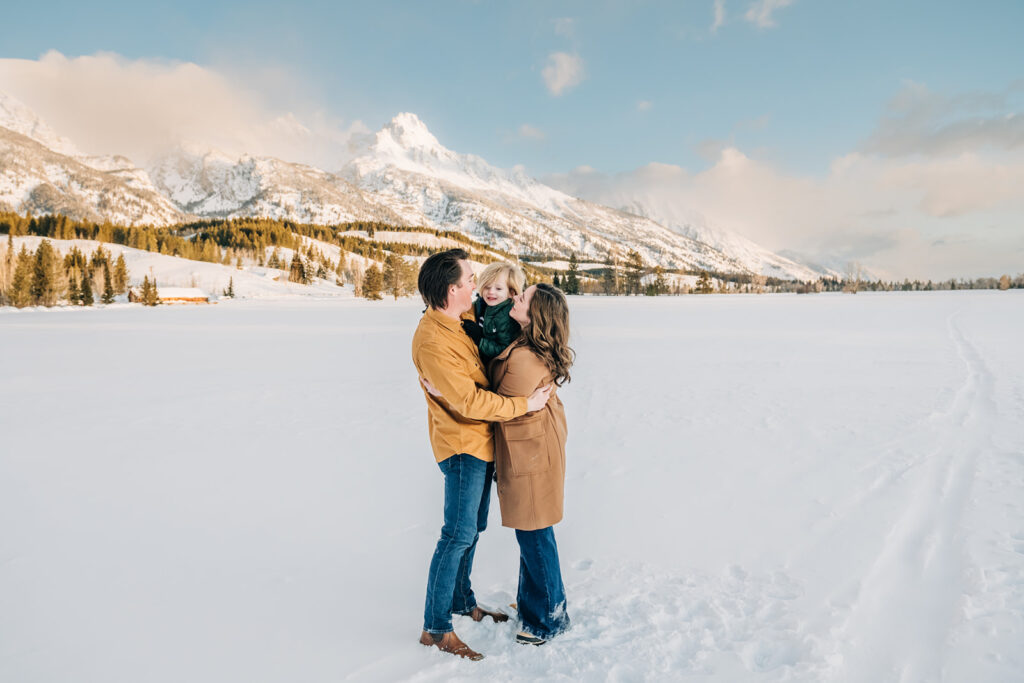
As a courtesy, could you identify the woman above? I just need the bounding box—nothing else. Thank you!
[490,283,574,645]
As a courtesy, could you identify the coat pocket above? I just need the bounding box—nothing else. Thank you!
[504,416,550,476]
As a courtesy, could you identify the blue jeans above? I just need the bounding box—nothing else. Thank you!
[423,454,493,634]
[515,527,570,639]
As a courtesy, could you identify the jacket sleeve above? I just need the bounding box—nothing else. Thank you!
[497,349,550,401]
[417,341,528,421]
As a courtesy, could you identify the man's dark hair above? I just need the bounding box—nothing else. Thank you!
[418,248,469,310]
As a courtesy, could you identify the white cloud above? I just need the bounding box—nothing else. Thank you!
[0,51,367,169]
[547,145,1024,280]
[712,0,727,32]
[864,81,1024,157]
[636,100,653,112]
[744,0,794,29]
[542,52,585,96]
[553,17,575,38]
[518,124,545,140]
[546,83,1024,280]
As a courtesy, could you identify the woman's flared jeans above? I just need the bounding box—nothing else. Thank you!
[515,526,570,639]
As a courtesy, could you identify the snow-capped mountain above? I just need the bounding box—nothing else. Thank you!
[0,92,185,225]
[146,146,402,225]
[0,92,81,158]
[0,93,823,277]
[0,127,186,226]
[610,198,836,281]
[340,113,756,273]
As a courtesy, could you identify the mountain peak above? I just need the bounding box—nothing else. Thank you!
[379,112,441,151]
[0,91,81,157]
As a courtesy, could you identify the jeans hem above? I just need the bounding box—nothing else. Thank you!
[518,622,571,640]
[423,626,453,635]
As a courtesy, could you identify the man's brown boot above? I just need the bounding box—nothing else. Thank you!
[466,606,509,623]
[418,630,484,661]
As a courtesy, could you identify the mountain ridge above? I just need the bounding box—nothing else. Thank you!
[0,95,822,278]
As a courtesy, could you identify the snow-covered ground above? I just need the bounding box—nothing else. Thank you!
[1,291,1022,682]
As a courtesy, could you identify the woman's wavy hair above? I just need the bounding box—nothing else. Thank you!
[520,283,575,386]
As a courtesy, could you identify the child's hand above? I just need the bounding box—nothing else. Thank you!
[461,319,483,343]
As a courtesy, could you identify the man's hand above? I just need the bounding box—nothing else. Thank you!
[526,384,554,413]
[421,376,443,398]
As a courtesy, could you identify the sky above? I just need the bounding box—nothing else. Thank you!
[1,0,1022,280]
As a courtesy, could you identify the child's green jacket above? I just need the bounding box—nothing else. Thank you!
[474,297,521,364]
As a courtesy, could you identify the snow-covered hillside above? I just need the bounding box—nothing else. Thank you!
[1,292,1021,681]
[7,236,354,301]
[0,129,185,226]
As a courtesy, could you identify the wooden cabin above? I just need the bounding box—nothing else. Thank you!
[128,286,211,304]
[157,287,210,304]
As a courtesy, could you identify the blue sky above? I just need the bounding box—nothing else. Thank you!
[4,0,1020,176]
[2,1,1023,278]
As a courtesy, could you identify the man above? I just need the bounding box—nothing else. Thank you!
[412,249,552,661]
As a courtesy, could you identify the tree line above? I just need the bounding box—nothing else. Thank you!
[4,212,1018,305]
[549,250,1024,296]
[0,236,129,308]
[0,212,553,296]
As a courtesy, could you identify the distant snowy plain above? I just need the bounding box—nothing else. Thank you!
[1,292,1022,682]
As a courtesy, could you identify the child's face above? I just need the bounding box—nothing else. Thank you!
[481,275,510,305]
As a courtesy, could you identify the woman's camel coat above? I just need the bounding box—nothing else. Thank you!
[491,343,568,531]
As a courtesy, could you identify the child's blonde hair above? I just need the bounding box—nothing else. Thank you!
[478,261,526,297]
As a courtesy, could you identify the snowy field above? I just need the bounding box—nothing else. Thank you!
[1,291,1022,682]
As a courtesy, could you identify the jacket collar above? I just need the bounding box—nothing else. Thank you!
[483,298,513,316]
[493,339,523,362]
[425,306,466,334]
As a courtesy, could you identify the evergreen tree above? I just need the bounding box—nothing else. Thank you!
[113,254,128,294]
[140,275,160,306]
[67,267,81,305]
[11,245,34,307]
[400,257,419,297]
[90,246,110,271]
[80,269,94,306]
[31,239,61,306]
[382,253,405,299]
[601,263,616,295]
[101,263,115,304]
[553,273,561,288]
[288,251,308,284]
[362,264,383,300]
[565,253,581,294]
[653,265,667,295]
[223,277,235,298]
[696,271,713,294]
[624,250,645,295]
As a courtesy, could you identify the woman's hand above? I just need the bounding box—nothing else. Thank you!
[421,376,443,398]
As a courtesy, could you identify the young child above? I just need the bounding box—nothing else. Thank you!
[464,261,526,365]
